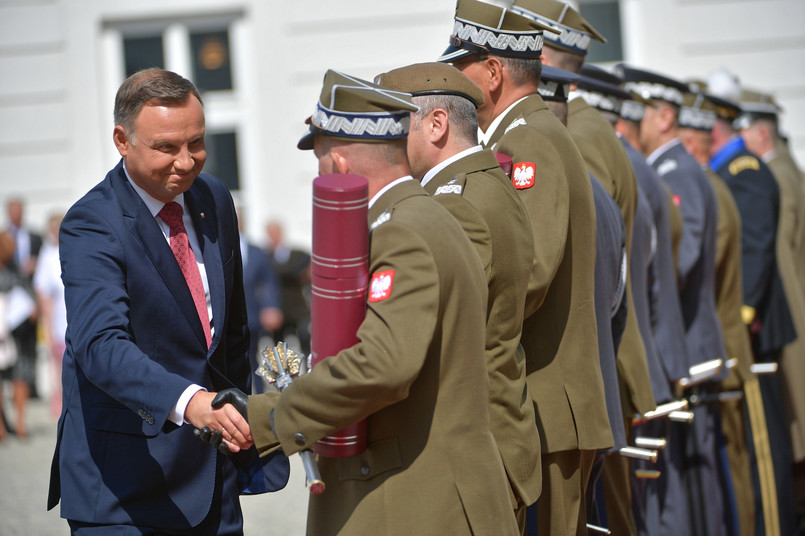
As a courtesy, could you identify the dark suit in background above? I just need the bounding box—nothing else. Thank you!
[241,239,281,394]
[587,175,628,529]
[267,224,311,355]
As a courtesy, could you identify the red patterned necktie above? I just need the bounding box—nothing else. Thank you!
[158,201,212,348]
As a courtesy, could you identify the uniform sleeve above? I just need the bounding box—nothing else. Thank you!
[60,205,191,427]
[253,221,441,456]
[497,127,570,317]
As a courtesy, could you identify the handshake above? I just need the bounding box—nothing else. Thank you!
[191,343,326,494]
[192,342,309,455]
[193,388,252,455]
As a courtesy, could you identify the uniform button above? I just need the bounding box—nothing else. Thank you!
[294,433,306,446]
[360,465,370,475]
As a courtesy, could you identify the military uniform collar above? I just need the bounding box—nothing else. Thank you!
[422,145,483,188]
[708,135,745,172]
[480,95,531,146]
[761,149,777,163]
[369,176,415,209]
[646,137,682,165]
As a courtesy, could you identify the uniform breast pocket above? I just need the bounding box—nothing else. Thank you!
[338,438,403,481]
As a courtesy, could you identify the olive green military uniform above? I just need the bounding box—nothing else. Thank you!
[766,150,805,464]
[567,97,656,417]
[424,147,542,512]
[486,93,612,535]
[249,179,518,536]
[709,169,757,536]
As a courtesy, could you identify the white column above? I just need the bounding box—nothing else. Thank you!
[164,23,191,80]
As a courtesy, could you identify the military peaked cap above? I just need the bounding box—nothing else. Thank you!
[574,64,632,115]
[439,0,557,63]
[512,0,605,56]
[615,63,688,106]
[538,65,579,102]
[375,62,484,108]
[298,70,418,150]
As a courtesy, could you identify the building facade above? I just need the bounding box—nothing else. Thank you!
[1,0,803,246]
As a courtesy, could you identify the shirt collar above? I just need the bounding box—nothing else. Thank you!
[123,161,186,217]
[479,96,530,146]
[421,145,483,188]
[369,176,414,209]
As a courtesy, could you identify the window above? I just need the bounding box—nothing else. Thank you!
[190,30,232,92]
[105,13,246,194]
[123,35,164,76]
[579,0,624,63]
[205,131,240,190]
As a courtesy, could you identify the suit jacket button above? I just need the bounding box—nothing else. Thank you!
[361,465,370,475]
[294,433,306,446]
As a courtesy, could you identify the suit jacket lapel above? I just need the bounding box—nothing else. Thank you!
[111,163,210,352]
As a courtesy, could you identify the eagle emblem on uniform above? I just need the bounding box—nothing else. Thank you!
[369,270,395,302]
[512,162,536,189]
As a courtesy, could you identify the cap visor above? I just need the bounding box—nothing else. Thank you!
[297,129,314,151]
[437,44,474,64]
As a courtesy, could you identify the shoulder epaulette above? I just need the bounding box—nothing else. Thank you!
[504,117,527,134]
[656,158,678,177]
[729,155,760,176]
[433,175,467,196]
[370,209,392,231]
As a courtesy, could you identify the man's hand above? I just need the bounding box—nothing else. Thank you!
[186,390,253,453]
[212,388,248,418]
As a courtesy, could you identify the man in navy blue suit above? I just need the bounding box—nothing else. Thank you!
[47,68,288,535]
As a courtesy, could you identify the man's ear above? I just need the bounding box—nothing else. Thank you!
[658,104,676,134]
[429,109,450,144]
[758,122,773,147]
[332,149,350,174]
[486,57,504,93]
[113,126,130,157]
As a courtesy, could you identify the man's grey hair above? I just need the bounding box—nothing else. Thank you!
[114,68,202,143]
[499,56,543,87]
[411,94,479,147]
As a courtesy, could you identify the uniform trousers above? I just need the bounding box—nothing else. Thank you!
[602,417,637,536]
[632,418,690,536]
[531,449,595,536]
[748,356,795,536]
[719,395,756,536]
[681,387,729,536]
